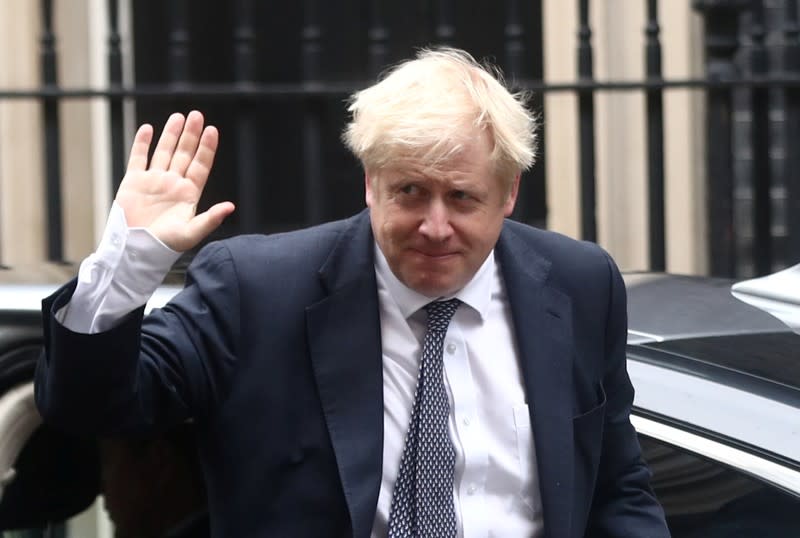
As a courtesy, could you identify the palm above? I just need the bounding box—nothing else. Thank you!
[114,111,234,252]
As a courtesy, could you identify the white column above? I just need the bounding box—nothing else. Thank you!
[542,0,581,240]
[0,0,137,268]
[541,0,708,274]
[661,4,708,274]
[55,0,104,262]
[593,0,648,270]
[0,1,46,265]
[87,0,113,245]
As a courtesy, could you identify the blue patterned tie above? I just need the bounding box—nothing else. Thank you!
[388,299,461,538]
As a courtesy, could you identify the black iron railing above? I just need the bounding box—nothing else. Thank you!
[577,0,597,246]
[40,0,63,263]
[5,0,799,278]
[645,0,666,272]
[786,1,800,260]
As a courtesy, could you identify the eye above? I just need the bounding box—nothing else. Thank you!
[399,184,420,195]
[451,190,471,201]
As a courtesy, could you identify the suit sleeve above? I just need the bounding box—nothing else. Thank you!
[35,241,240,436]
[584,252,670,537]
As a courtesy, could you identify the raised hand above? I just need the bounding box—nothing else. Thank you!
[114,111,235,252]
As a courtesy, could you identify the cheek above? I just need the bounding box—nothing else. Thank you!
[461,213,504,249]
[455,211,490,235]
[381,209,416,240]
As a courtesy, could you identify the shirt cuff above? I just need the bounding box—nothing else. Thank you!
[58,202,181,333]
[116,227,182,297]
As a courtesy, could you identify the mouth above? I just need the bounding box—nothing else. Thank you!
[410,249,458,260]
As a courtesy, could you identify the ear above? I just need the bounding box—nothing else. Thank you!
[364,171,375,208]
[502,173,521,217]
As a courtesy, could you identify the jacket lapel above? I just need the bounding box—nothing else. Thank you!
[306,211,384,538]
[305,215,577,537]
[496,226,575,538]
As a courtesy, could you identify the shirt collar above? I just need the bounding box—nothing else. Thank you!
[374,243,495,320]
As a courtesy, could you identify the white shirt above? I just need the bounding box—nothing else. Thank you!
[60,203,543,537]
[372,248,542,538]
[58,203,180,333]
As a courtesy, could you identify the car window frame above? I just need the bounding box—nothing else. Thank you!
[632,413,800,497]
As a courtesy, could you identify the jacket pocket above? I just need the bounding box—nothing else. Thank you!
[572,382,606,443]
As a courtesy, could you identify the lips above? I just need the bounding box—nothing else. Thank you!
[410,248,457,259]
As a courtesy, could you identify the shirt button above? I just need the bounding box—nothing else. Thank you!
[110,233,121,246]
[467,484,477,495]
[462,416,471,426]
[129,249,138,260]
[446,342,457,354]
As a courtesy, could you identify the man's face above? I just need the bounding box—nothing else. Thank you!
[366,131,519,297]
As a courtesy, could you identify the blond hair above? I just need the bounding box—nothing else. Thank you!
[342,48,537,186]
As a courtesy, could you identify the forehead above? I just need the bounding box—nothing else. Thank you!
[379,132,495,184]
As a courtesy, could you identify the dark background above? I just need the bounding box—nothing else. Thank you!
[132,0,547,246]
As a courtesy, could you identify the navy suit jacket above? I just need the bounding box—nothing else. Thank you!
[35,210,668,537]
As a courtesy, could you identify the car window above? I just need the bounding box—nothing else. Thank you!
[640,434,800,537]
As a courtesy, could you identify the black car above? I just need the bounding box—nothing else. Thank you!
[625,271,800,537]
[0,266,798,536]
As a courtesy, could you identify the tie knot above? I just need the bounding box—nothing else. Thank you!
[424,299,461,332]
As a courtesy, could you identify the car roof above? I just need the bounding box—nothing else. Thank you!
[624,272,792,344]
[625,272,800,469]
[624,272,800,393]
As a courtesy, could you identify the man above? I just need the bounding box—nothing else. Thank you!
[99,424,210,538]
[35,48,669,537]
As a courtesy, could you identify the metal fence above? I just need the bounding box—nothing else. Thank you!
[2,0,799,278]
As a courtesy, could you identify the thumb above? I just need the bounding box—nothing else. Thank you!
[185,202,236,244]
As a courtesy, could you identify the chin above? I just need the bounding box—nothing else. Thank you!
[408,279,461,298]
[396,263,467,297]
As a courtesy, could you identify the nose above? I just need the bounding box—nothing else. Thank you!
[419,199,453,242]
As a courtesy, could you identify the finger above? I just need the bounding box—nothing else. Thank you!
[126,124,153,172]
[168,110,205,176]
[149,113,186,170]
[185,125,219,188]
[185,201,235,243]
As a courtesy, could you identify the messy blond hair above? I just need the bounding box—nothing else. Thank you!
[342,47,537,187]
